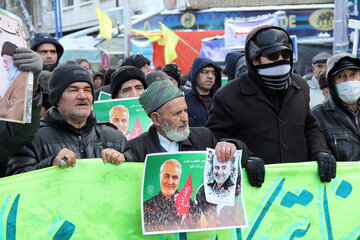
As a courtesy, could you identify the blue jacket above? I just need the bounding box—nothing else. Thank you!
[185,57,221,127]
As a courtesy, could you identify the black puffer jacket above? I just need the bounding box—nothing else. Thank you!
[312,53,360,161]
[6,107,135,175]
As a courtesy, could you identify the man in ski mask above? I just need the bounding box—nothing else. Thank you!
[206,25,337,183]
[31,33,64,72]
[312,53,360,161]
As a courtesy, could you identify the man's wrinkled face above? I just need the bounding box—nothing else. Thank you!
[37,43,58,65]
[57,82,93,127]
[158,97,189,142]
[213,157,231,185]
[116,79,144,98]
[313,63,326,80]
[160,160,181,198]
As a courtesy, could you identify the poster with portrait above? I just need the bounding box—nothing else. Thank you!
[93,97,152,140]
[204,148,240,206]
[0,9,33,123]
[142,151,247,235]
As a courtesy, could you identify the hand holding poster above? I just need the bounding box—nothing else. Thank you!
[141,151,247,235]
[0,9,33,123]
[93,97,152,140]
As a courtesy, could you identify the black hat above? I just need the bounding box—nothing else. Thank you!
[31,33,64,59]
[49,60,94,106]
[145,70,168,87]
[110,66,147,98]
[162,63,181,87]
[1,41,18,57]
[312,52,331,65]
[330,58,360,78]
[249,27,292,61]
[120,53,150,69]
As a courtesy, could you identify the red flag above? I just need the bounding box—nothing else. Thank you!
[128,117,143,140]
[174,174,193,217]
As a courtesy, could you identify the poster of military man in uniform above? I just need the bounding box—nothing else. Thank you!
[93,97,152,140]
[0,9,33,123]
[141,151,247,235]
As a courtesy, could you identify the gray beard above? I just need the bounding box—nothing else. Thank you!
[161,118,190,142]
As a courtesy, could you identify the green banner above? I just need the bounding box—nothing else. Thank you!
[0,160,359,239]
[98,91,111,101]
[93,98,152,140]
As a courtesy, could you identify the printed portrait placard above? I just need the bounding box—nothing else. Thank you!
[142,151,247,235]
[93,97,152,140]
[0,9,33,123]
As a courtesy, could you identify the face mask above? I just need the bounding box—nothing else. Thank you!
[336,81,360,104]
[254,60,292,90]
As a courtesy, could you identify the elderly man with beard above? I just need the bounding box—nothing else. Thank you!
[129,79,265,188]
[7,61,134,175]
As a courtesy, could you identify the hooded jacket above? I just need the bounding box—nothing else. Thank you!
[31,33,64,72]
[6,107,135,175]
[225,52,245,81]
[312,53,360,161]
[185,57,222,127]
[206,25,330,164]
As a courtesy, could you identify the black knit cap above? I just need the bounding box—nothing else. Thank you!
[162,63,181,87]
[120,53,150,69]
[49,60,94,106]
[110,66,147,98]
[1,41,18,57]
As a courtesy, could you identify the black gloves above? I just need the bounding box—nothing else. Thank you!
[245,156,265,187]
[313,152,336,182]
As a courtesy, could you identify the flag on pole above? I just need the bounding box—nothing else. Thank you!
[159,22,179,63]
[131,29,163,43]
[131,22,180,64]
[95,6,112,40]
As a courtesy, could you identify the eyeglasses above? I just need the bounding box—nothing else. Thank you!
[263,50,292,61]
[199,70,216,76]
[38,50,57,55]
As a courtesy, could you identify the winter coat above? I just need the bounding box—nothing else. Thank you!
[6,107,134,175]
[206,25,330,164]
[0,92,42,161]
[185,57,222,127]
[129,125,248,166]
[312,53,360,161]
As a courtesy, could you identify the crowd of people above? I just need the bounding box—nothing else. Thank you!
[1,24,359,227]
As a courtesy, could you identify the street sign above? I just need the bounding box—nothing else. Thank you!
[290,35,298,62]
[101,53,110,69]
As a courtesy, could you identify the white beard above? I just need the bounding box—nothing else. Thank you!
[161,119,190,142]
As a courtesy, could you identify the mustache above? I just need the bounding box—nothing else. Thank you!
[74,99,90,105]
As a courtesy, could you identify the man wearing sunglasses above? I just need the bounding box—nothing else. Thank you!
[207,25,336,183]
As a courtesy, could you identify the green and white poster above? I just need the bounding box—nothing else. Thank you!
[0,160,358,239]
[141,151,246,235]
[93,97,152,140]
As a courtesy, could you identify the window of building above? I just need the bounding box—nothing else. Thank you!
[62,0,74,7]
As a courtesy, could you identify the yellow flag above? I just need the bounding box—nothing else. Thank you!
[159,22,179,63]
[95,6,112,40]
[131,29,163,44]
